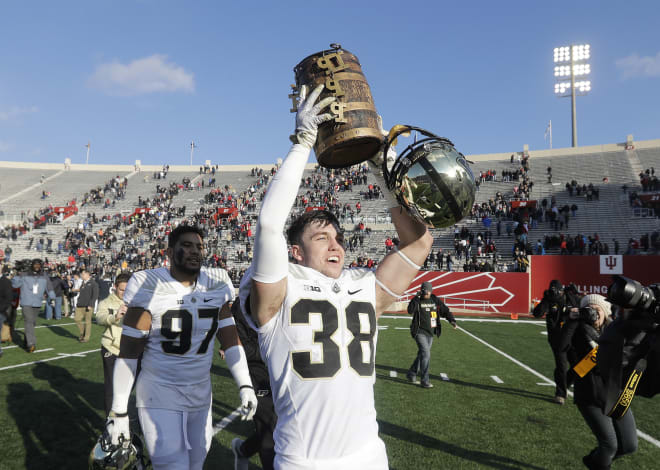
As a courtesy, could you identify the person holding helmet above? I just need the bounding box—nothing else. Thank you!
[11,259,55,352]
[407,281,456,388]
[240,84,434,469]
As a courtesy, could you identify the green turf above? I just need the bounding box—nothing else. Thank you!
[0,313,658,469]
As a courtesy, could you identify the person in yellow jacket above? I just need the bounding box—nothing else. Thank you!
[96,272,132,415]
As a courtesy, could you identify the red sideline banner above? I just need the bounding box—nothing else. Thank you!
[530,255,660,303]
[403,271,530,314]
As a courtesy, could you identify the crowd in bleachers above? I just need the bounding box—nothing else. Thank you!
[2,147,660,283]
[565,180,600,200]
[639,168,658,192]
[79,175,128,208]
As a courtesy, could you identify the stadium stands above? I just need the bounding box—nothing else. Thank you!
[1,137,659,277]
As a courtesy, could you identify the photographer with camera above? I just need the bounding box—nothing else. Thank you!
[533,280,581,404]
[407,282,457,388]
[560,294,637,469]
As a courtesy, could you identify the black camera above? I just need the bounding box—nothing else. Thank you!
[14,260,27,273]
[597,276,660,417]
[607,275,659,323]
[577,306,599,325]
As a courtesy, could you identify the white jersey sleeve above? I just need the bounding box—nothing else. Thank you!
[124,270,159,311]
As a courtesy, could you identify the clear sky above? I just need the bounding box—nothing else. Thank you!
[1,1,659,166]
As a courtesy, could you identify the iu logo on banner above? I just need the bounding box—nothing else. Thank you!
[600,255,623,275]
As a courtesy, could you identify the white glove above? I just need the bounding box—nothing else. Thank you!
[239,386,258,421]
[292,84,336,149]
[106,414,130,446]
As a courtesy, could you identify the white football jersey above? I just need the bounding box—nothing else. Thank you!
[123,266,234,411]
[244,263,383,461]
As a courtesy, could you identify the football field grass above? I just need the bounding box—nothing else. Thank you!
[0,313,658,469]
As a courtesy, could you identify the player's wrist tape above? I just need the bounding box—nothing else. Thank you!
[375,277,403,298]
[393,247,421,270]
[119,325,149,359]
[218,317,236,329]
[122,325,149,338]
[225,345,252,388]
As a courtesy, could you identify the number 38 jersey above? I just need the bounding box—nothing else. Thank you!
[123,266,234,411]
[251,263,382,461]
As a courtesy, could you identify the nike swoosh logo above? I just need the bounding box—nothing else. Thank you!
[203,298,213,302]
[348,289,362,295]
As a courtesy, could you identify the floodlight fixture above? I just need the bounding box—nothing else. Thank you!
[553,43,591,147]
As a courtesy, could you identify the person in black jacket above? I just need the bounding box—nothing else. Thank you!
[46,271,68,320]
[533,280,581,404]
[225,300,276,470]
[0,267,14,357]
[560,294,637,469]
[75,269,99,343]
[407,282,456,388]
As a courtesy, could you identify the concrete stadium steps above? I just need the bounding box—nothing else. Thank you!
[1,170,131,219]
[0,168,60,202]
[635,148,660,171]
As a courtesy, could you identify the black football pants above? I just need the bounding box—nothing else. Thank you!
[552,347,574,398]
[240,392,276,470]
[101,346,117,416]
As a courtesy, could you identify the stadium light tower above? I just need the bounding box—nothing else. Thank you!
[553,44,591,147]
[190,140,197,166]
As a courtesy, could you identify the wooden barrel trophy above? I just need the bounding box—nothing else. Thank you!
[291,44,383,168]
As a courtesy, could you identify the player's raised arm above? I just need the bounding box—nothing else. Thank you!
[374,206,432,316]
[250,84,335,326]
[216,301,257,421]
[366,142,433,317]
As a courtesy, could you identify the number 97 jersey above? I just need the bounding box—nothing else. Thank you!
[123,266,234,411]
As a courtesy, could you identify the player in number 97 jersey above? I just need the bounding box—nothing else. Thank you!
[104,225,258,470]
